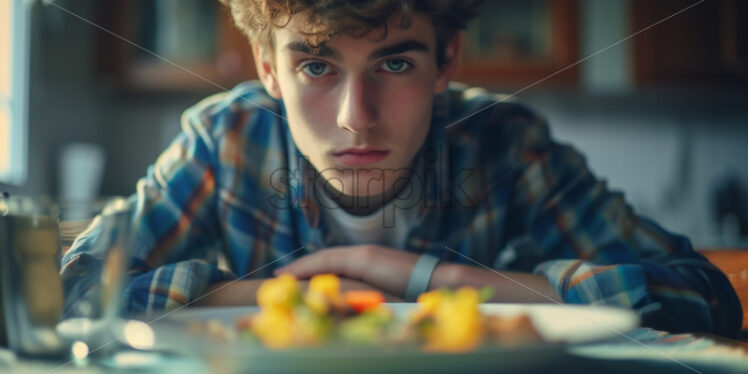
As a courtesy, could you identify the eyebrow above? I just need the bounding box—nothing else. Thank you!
[369,40,429,59]
[285,41,341,60]
[283,39,429,61]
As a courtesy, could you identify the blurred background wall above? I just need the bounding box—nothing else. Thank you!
[1,0,747,248]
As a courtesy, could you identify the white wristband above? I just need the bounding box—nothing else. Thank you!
[404,254,440,302]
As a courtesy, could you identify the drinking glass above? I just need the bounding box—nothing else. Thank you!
[0,195,133,358]
[54,197,135,356]
[0,196,64,356]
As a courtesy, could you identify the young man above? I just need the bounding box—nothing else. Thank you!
[62,0,741,337]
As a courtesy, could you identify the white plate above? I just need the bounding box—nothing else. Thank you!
[150,303,639,374]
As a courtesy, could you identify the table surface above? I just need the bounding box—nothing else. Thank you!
[698,249,748,330]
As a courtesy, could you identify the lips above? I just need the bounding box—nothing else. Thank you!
[333,146,388,156]
[332,147,389,166]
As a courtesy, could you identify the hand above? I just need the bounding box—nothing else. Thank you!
[274,245,419,298]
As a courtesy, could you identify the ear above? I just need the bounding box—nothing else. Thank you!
[434,33,461,94]
[252,43,282,99]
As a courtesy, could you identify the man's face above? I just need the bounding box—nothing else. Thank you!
[265,14,452,200]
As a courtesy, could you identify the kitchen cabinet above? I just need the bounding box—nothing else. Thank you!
[632,0,748,86]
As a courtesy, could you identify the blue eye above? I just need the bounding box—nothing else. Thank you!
[381,59,411,73]
[302,62,331,77]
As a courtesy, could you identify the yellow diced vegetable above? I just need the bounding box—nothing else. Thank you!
[423,287,484,353]
[309,273,343,303]
[303,289,330,315]
[251,306,295,349]
[256,273,300,309]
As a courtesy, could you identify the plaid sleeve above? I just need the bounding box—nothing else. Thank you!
[123,259,233,314]
[61,94,235,315]
[124,97,240,313]
[510,116,742,337]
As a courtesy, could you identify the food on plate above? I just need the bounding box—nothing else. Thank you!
[195,274,542,352]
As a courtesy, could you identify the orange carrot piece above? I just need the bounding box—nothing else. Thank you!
[343,290,385,313]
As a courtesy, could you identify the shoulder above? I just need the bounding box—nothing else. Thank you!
[181,80,283,140]
[444,83,553,168]
[152,81,284,179]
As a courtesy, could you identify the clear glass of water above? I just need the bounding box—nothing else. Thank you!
[0,195,134,359]
[54,197,135,357]
[0,196,65,356]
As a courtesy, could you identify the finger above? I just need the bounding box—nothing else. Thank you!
[273,257,314,277]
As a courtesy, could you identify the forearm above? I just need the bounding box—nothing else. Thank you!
[430,263,562,303]
[194,277,403,307]
[194,278,271,306]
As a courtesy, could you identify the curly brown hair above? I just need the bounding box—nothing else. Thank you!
[219,0,485,67]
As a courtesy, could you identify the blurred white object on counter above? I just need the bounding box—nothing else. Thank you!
[59,143,105,220]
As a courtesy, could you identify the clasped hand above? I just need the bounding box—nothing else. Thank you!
[274,245,420,299]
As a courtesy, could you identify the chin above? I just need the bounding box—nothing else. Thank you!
[339,181,386,198]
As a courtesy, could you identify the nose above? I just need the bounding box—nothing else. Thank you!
[336,75,376,134]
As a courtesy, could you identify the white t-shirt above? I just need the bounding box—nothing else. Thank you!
[314,159,424,249]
